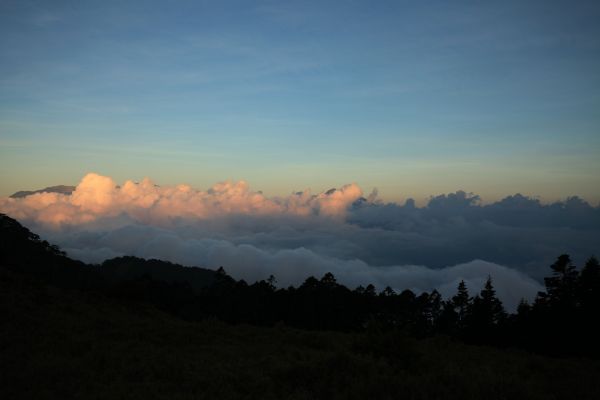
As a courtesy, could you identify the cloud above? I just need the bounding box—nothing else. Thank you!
[59,223,542,311]
[2,172,599,311]
[0,173,364,225]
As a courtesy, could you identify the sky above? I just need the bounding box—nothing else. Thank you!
[1,0,600,203]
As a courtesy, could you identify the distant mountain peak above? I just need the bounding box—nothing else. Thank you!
[10,185,76,198]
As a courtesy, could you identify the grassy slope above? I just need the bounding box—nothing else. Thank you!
[2,267,600,400]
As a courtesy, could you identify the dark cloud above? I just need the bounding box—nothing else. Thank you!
[347,191,600,278]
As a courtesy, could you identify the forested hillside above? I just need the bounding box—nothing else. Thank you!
[2,213,600,399]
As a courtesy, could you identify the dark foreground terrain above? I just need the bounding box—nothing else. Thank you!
[1,213,600,399]
[3,268,600,400]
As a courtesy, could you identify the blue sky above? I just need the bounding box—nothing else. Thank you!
[1,0,599,203]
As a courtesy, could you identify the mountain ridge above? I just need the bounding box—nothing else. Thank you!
[10,185,76,198]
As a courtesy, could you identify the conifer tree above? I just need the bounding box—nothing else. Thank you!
[470,277,506,329]
[380,286,396,297]
[320,272,337,288]
[516,299,531,319]
[422,290,443,328]
[364,284,377,296]
[579,256,600,310]
[452,280,471,325]
[543,254,579,311]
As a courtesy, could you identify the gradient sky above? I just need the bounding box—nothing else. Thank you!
[1,0,599,203]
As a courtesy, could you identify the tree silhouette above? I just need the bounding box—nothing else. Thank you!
[516,299,531,320]
[299,276,319,291]
[479,277,506,324]
[427,290,443,323]
[380,286,396,297]
[578,256,600,356]
[467,277,506,342]
[364,284,376,297]
[437,301,459,334]
[452,280,471,327]
[320,272,337,288]
[579,256,600,310]
[416,290,443,335]
[542,254,579,311]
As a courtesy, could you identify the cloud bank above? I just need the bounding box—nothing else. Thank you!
[2,173,599,311]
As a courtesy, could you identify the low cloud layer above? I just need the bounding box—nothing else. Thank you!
[0,173,364,225]
[2,173,599,311]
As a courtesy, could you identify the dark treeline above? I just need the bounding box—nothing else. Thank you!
[182,256,600,358]
[1,213,598,357]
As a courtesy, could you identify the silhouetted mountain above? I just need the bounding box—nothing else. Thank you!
[10,185,76,198]
[0,213,217,294]
[0,212,98,290]
[100,256,217,291]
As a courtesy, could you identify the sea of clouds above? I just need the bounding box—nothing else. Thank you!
[2,172,599,311]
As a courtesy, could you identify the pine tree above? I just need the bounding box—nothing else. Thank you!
[422,290,443,327]
[364,284,376,297]
[266,275,277,291]
[579,256,600,310]
[470,277,506,328]
[481,277,506,324]
[380,286,396,297]
[544,254,579,311]
[437,300,459,334]
[578,256,600,356]
[516,299,531,319]
[300,276,319,291]
[452,280,472,329]
[320,272,337,288]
